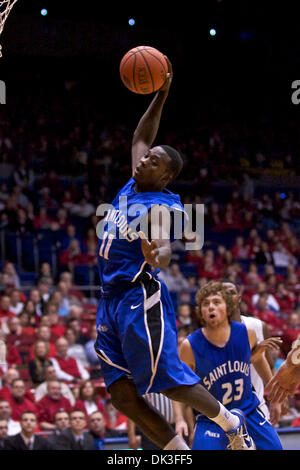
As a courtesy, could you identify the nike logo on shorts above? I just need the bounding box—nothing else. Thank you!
[131,303,142,310]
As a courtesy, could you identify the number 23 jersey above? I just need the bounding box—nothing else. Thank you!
[187,321,260,419]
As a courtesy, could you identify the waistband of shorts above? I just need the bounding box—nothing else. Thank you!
[100,271,153,298]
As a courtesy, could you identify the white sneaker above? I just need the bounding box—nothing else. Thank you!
[226,409,256,450]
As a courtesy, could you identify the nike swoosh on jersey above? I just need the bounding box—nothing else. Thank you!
[131,303,142,310]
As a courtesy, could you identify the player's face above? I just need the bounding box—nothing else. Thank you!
[21,414,37,434]
[201,294,228,327]
[133,146,171,189]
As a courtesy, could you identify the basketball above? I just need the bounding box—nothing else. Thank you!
[120,46,168,94]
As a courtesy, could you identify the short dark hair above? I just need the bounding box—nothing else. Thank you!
[20,411,37,420]
[160,145,183,180]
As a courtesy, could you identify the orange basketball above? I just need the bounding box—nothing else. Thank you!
[120,46,168,95]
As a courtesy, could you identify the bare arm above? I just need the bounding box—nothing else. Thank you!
[139,205,172,270]
[131,58,173,175]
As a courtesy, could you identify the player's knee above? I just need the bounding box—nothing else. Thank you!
[161,385,184,400]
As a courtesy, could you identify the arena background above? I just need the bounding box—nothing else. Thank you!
[0,0,300,451]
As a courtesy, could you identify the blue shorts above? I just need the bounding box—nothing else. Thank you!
[192,406,283,450]
[94,275,200,395]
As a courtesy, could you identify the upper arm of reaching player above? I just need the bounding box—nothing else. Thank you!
[179,338,196,372]
[247,327,257,351]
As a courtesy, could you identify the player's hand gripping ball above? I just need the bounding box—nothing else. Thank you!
[120,46,168,94]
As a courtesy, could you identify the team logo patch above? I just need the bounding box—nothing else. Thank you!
[98,325,108,333]
[204,430,221,438]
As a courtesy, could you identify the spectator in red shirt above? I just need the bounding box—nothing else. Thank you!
[59,239,83,270]
[104,398,128,432]
[73,380,105,419]
[253,293,284,335]
[50,337,89,383]
[8,379,37,421]
[198,256,220,280]
[36,380,72,430]
[274,282,296,313]
[0,295,14,319]
[231,236,249,259]
[44,303,66,339]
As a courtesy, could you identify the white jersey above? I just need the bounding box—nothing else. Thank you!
[241,315,270,419]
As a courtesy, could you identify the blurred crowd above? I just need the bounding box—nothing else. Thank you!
[0,88,300,449]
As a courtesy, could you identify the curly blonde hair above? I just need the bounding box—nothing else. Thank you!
[195,281,236,326]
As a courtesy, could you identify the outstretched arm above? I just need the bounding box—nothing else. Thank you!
[131,57,173,175]
[265,338,300,404]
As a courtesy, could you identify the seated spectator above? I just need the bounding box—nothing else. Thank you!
[65,328,89,368]
[0,295,14,319]
[274,282,296,313]
[272,241,296,267]
[85,325,101,368]
[67,316,90,345]
[56,280,81,310]
[4,411,52,450]
[104,398,128,432]
[0,400,21,436]
[28,288,43,317]
[9,289,24,315]
[36,380,72,430]
[8,208,35,235]
[59,239,83,270]
[0,369,34,403]
[70,197,95,218]
[0,418,8,449]
[28,325,57,360]
[33,207,54,230]
[231,236,249,259]
[2,263,20,289]
[60,224,81,250]
[254,241,273,265]
[43,302,66,338]
[251,281,280,312]
[34,365,75,406]
[37,262,54,285]
[253,294,284,335]
[55,409,95,450]
[48,290,69,317]
[50,337,89,382]
[7,379,37,421]
[73,380,105,418]
[59,271,84,301]
[88,411,124,450]
[176,303,198,331]
[28,340,53,385]
[281,312,300,355]
[47,411,70,447]
[158,263,189,293]
[0,331,21,368]
[37,278,52,306]
[19,305,37,334]
[52,208,69,231]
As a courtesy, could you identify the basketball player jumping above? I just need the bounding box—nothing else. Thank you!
[175,281,282,450]
[94,57,255,450]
